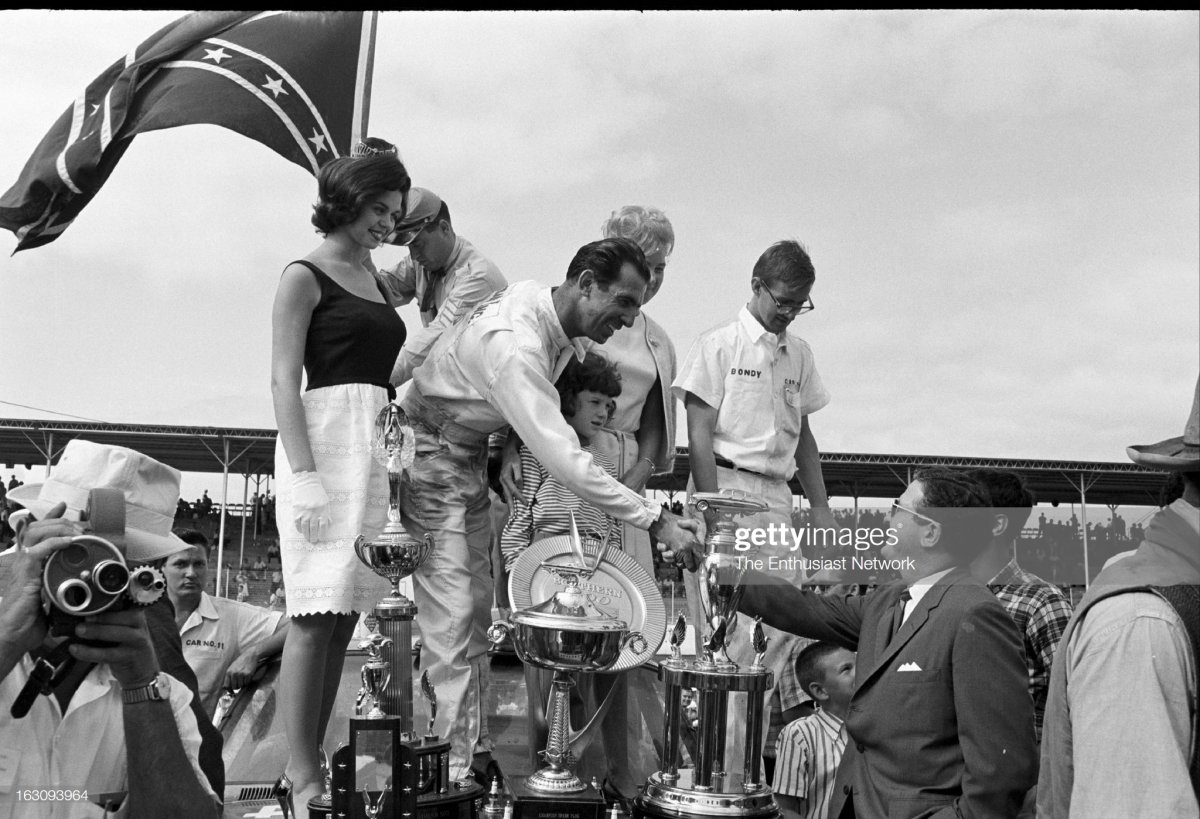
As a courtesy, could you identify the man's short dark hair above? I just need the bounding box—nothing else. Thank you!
[752,239,815,289]
[795,640,843,697]
[174,528,209,547]
[173,528,209,555]
[565,238,649,287]
[556,352,622,417]
[434,200,452,228]
[965,468,1035,543]
[158,528,208,569]
[912,467,993,562]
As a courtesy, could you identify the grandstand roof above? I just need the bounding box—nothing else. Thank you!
[649,448,1170,507]
[0,418,276,477]
[0,417,1172,507]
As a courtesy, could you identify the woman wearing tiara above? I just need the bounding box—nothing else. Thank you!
[270,139,410,816]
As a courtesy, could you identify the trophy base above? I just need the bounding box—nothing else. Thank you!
[509,774,606,819]
[634,770,779,819]
[313,784,482,819]
[527,765,586,794]
[419,780,485,819]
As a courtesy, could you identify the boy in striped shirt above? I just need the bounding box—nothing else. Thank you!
[773,641,855,819]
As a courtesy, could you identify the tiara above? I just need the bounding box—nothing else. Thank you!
[351,141,398,158]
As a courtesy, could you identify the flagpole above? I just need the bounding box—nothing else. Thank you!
[351,10,379,150]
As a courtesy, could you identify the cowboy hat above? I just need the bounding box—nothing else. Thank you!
[7,439,188,562]
[1126,376,1200,471]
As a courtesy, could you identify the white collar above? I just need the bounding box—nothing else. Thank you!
[541,286,590,362]
[906,566,956,611]
[181,591,221,634]
[737,304,787,349]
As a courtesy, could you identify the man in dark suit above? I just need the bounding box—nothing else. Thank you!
[738,467,1036,819]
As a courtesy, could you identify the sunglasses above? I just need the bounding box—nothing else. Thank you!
[890,500,942,527]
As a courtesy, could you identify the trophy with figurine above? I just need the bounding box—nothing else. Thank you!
[318,402,483,819]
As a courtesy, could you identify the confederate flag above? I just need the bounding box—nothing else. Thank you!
[0,11,378,252]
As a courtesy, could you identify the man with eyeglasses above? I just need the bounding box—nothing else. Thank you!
[378,187,508,386]
[738,468,1036,819]
[672,238,836,777]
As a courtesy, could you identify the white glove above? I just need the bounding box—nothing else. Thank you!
[291,471,331,543]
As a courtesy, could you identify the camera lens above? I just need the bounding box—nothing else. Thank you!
[93,560,130,595]
[127,566,167,606]
[61,542,91,568]
[56,579,93,612]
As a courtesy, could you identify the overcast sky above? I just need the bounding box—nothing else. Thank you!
[1,10,1197,499]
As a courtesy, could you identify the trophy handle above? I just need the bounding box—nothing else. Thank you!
[486,621,511,651]
[623,631,649,656]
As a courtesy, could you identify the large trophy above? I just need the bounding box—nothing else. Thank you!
[635,491,781,819]
[320,402,483,819]
[492,515,662,819]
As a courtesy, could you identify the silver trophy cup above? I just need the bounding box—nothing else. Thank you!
[488,515,648,794]
[354,402,433,733]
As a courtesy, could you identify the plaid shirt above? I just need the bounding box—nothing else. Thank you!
[988,558,1075,743]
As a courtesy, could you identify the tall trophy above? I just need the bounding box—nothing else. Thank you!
[635,491,781,819]
[491,515,658,819]
[322,402,483,819]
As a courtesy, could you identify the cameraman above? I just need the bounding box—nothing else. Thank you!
[0,440,220,818]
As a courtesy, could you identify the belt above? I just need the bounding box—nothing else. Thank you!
[713,456,771,480]
[402,386,490,447]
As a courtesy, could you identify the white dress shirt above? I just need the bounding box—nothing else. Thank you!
[380,236,507,386]
[411,281,661,529]
[672,305,830,480]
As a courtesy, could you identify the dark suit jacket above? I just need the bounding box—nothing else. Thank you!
[145,596,225,797]
[742,567,1035,819]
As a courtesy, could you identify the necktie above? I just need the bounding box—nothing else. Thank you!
[418,268,445,316]
[887,590,911,645]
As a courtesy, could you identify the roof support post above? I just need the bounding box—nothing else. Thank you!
[239,472,249,572]
[1060,469,1101,589]
[217,438,230,598]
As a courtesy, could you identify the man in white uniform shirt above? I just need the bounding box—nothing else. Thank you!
[164,530,287,718]
[378,187,508,386]
[398,237,702,784]
[673,239,836,772]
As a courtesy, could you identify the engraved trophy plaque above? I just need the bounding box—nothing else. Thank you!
[635,491,781,819]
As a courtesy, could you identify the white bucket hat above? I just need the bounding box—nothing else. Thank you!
[7,439,188,562]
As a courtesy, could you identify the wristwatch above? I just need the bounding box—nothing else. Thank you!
[122,672,170,705]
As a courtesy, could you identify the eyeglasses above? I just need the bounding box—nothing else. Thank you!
[759,283,814,315]
[890,500,942,527]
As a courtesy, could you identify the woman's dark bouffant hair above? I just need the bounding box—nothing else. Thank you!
[311,154,411,235]
[556,352,622,418]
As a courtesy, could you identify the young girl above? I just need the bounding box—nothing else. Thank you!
[271,147,409,815]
